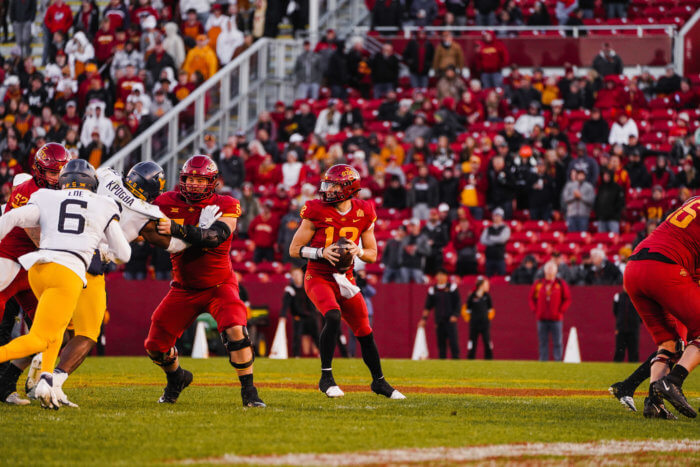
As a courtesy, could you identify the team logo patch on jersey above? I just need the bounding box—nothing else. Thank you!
[680,268,689,277]
[357,209,364,217]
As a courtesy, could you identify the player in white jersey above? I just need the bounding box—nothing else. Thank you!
[0,159,131,409]
[44,161,198,407]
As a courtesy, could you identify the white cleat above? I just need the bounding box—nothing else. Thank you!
[35,375,59,410]
[54,387,79,408]
[3,392,30,406]
[324,385,345,398]
[389,390,406,400]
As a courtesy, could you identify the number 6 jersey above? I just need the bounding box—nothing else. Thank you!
[0,188,127,285]
[300,198,376,277]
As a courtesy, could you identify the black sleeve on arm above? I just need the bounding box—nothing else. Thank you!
[170,220,231,248]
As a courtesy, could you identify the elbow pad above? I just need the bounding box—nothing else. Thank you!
[170,220,231,248]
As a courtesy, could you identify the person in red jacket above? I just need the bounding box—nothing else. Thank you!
[43,0,73,65]
[248,203,279,263]
[475,31,509,90]
[94,18,116,65]
[529,261,571,361]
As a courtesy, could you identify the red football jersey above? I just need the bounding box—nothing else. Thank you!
[300,198,377,276]
[637,196,700,273]
[0,179,39,261]
[645,198,670,222]
[155,191,241,289]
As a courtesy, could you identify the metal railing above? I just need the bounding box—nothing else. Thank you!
[104,38,303,184]
[310,0,370,45]
[357,23,678,38]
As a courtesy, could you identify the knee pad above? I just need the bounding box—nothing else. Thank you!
[221,327,254,370]
[651,348,678,367]
[147,347,178,367]
[324,310,341,328]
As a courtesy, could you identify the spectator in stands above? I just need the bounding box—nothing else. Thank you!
[294,40,321,100]
[613,289,640,362]
[237,182,260,238]
[294,103,317,137]
[499,116,524,153]
[624,149,649,188]
[401,219,430,283]
[514,101,544,137]
[370,43,399,98]
[43,0,73,65]
[480,207,510,276]
[580,108,609,144]
[162,22,186,69]
[216,17,245,65]
[676,156,699,189]
[654,64,683,95]
[382,227,406,283]
[433,31,464,75]
[512,78,542,111]
[475,0,499,26]
[10,0,36,58]
[277,200,302,266]
[326,40,349,98]
[436,65,465,101]
[475,31,509,90]
[565,8,587,36]
[487,155,516,219]
[670,132,695,164]
[527,1,551,26]
[219,143,245,193]
[579,0,594,17]
[562,79,585,110]
[555,0,578,27]
[404,114,431,144]
[314,99,341,137]
[444,0,468,25]
[183,34,218,80]
[439,167,460,209]
[123,240,151,280]
[584,248,622,285]
[595,169,625,234]
[409,0,437,26]
[422,208,450,275]
[528,159,556,221]
[383,174,407,209]
[608,113,638,146]
[249,203,278,263]
[592,42,623,77]
[371,0,403,30]
[510,255,538,284]
[403,29,434,89]
[419,268,461,359]
[650,155,675,189]
[595,76,624,109]
[408,164,439,220]
[530,261,571,361]
[673,79,697,110]
[562,168,595,232]
[452,216,478,276]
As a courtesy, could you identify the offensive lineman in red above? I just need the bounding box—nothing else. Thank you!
[289,164,405,399]
[0,143,70,405]
[624,195,700,418]
[147,155,265,407]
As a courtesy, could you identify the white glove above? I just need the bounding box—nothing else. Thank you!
[199,205,222,229]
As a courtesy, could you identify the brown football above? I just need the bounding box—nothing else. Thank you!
[333,237,354,273]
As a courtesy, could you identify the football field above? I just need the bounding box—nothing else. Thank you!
[2,358,699,465]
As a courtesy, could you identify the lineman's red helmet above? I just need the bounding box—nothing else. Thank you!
[319,164,361,204]
[33,143,71,188]
[179,155,218,202]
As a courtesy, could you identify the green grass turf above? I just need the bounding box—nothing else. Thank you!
[1,357,699,465]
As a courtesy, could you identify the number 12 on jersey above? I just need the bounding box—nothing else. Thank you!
[324,226,359,247]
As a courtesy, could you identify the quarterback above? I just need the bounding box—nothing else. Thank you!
[289,164,405,400]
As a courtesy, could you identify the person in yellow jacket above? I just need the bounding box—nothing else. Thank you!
[182,34,218,80]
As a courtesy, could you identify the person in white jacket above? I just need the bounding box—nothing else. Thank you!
[314,100,342,137]
[65,31,95,78]
[514,101,545,138]
[80,101,115,149]
[216,17,244,64]
[608,113,639,146]
[163,22,186,69]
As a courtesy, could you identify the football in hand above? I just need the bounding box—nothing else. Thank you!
[333,237,355,273]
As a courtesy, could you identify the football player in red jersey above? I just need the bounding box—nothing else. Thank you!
[0,143,70,405]
[289,164,405,399]
[148,155,265,407]
[624,195,700,419]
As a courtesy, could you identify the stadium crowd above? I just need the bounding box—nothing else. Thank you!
[1,0,699,284]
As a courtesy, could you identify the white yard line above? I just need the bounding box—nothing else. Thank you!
[179,439,700,465]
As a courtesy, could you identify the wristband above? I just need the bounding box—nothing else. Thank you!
[300,246,323,260]
[357,248,365,260]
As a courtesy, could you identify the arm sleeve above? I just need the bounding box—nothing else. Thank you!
[105,221,131,264]
[479,228,490,245]
[0,204,40,239]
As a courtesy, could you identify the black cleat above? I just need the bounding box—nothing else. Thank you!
[158,369,193,404]
[653,377,697,418]
[371,377,406,399]
[608,382,636,412]
[241,386,266,408]
[319,373,344,398]
[643,396,677,420]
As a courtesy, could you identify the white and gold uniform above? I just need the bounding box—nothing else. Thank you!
[0,188,130,369]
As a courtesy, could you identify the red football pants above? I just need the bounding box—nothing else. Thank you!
[305,274,372,337]
[624,260,695,345]
[144,282,248,353]
[0,269,37,321]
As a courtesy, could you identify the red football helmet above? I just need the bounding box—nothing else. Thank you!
[319,164,361,204]
[33,143,71,188]
[179,155,218,202]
